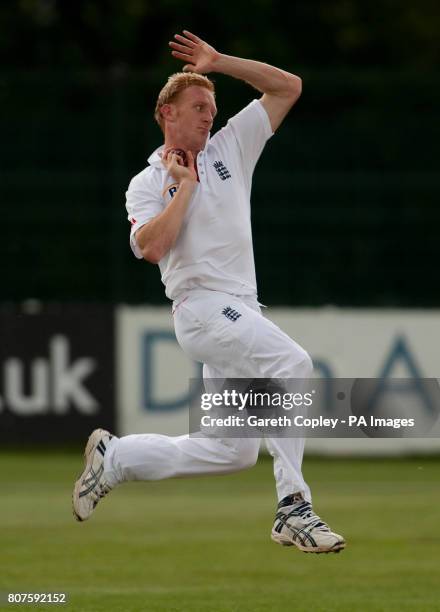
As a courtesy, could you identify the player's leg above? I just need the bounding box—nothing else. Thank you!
[73,295,262,521]
[173,291,312,498]
[73,428,259,522]
[101,304,262,488]
[244,308,345,552]
[265,436,311,502]
[74,420,259,522]
[235,309,313,502]
[103,430,259,485]
[173,291,344,553]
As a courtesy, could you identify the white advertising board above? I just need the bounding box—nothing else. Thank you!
[117,306,440,455]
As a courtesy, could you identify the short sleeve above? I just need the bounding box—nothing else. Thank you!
[125,171,163,259]
[227,99,273,175]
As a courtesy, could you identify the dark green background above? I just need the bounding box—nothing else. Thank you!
[2,1,439,306]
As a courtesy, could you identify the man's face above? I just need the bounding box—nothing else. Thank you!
[165,85,217,151]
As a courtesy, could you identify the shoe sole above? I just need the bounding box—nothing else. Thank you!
[271,529,346,554]
[72,428,109,522]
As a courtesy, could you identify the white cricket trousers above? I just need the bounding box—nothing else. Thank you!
[104,290,313,501]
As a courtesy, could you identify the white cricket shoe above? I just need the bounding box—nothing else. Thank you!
[72,428,114,522]
[271,493,346,554]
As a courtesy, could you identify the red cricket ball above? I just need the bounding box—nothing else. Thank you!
[169,148,187,166]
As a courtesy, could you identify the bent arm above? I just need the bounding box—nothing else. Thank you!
[136,178,196,264]
[212,55,301,132]
[170,31,301,131]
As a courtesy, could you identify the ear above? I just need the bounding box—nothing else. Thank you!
[160,103,176,123]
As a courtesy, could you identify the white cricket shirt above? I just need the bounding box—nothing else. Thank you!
[126,99,273,300]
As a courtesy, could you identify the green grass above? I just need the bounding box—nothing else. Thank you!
[1,451,440,612]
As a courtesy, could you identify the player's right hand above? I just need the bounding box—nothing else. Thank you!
[169,30,220,74]
[161,149,197,183]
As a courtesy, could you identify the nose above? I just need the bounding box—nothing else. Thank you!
[204,110,214,128]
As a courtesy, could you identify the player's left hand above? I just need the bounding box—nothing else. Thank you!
[169,30,220,74]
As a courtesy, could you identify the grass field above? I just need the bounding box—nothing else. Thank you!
[1,451,440,612]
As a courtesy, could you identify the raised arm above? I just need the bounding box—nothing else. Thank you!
[169,30,301,132]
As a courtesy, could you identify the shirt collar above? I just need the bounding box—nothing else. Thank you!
[148,145,165,168]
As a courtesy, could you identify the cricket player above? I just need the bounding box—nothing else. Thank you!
[73,30,345,554]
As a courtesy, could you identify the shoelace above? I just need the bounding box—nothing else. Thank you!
[92,481,112,501]
[286,501,329,531]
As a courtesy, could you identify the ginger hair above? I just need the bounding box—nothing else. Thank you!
[154,72,215,131]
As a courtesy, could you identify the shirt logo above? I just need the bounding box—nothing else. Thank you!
[213,160,231,181]
[162,182,179,201]
[222,306,242,322]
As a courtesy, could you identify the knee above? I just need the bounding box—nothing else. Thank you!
[293,351,313,378]
[282,348,313,379]
[231,440,259,471]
